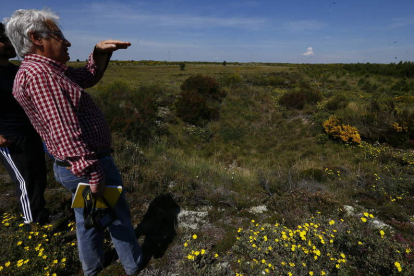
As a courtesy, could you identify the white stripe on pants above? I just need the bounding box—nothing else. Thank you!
[0,146,33,223]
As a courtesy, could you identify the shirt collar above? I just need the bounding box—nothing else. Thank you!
[24,54,68,72]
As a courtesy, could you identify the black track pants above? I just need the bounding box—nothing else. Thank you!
[0,132,49,224]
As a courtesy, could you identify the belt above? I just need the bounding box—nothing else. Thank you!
[55,149,113,167]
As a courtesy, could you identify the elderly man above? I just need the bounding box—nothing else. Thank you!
[5,9,142,276]
[0,22,49,226]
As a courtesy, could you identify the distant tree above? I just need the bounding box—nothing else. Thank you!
[76,59,80,62]
[179,63,186,71]
[223,60,227,66]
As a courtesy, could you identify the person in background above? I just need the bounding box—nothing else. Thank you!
[0,22,49,226]
[5,9,142,276]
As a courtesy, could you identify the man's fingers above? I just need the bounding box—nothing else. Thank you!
[96,40,131,53]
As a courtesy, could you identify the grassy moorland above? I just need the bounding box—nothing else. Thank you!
[1,61,414,275]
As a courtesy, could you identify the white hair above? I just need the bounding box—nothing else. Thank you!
[4,8,60,57]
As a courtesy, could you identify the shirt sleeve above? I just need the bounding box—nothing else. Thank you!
[66,51,112,89]
[25,70,105,185]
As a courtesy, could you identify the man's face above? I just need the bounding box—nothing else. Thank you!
[0,34,17,60]
[40,21,71,64]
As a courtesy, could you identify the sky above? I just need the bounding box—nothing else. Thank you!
[2,0,414,63]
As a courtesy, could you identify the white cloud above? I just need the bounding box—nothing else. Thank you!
[303,47,315,57]
[284,20,326,32]
[71,2,268,30]
[388,18,414,29]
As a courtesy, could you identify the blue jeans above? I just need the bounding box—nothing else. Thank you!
[54,156,142,276]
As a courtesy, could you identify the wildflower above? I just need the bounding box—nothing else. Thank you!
[192,234,197,240]
[262,259,266,264]
[406,248,412,253]
[61,258,66,262]
[17,259,24,267]
[321,271,326,275]
[214,253,219,258]
[361,217,367,223]
[329,220,335,225]
[53,260,58,264]
[17,241,22,245]
[184,242,188,247]
[380,230,385,238]
[309,272,314,276]
[395,262,402,272]
[5,262,10,267]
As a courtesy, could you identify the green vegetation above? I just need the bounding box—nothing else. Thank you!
[1,61,414,275]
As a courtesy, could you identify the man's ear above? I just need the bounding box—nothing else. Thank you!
[28,31,43,46]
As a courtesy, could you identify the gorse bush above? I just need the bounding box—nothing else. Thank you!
[323,116,361,144]
[94,80,161,144]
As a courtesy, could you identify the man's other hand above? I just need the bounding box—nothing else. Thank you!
[95,40,131,53]
[0,135,12,147]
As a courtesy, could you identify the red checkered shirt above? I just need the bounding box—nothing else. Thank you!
[13,53,111,185]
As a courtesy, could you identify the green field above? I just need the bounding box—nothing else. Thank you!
[1,61,414,275]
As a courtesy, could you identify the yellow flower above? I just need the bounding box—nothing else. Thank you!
[17,259,24,267]
[17,241,22,245]
[52,274,57,276]
[262,259,266,264]
[394,262,402,272]
[309,272,314,276]
[361,217,367,223]
[5,262,10,267]
[321,271,326,275]
[214,253,219,258]
[53,260,58,264]
[184,242,188,247]
[61,258,66,262]
[192,234,197,240]
[329,220,335,225]
[363,212,369,217]
[187,254,194,260]
[406,248,412,253]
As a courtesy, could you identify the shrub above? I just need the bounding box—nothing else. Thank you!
[175,90,219,125]
[278,89,322,109]
[220,73,244,87]
[278,90,307,109]
[325,94,349,110]
[94,80,161,144]
[180,75,224,101]
[323,116,361,144]
[179,63,186,71]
